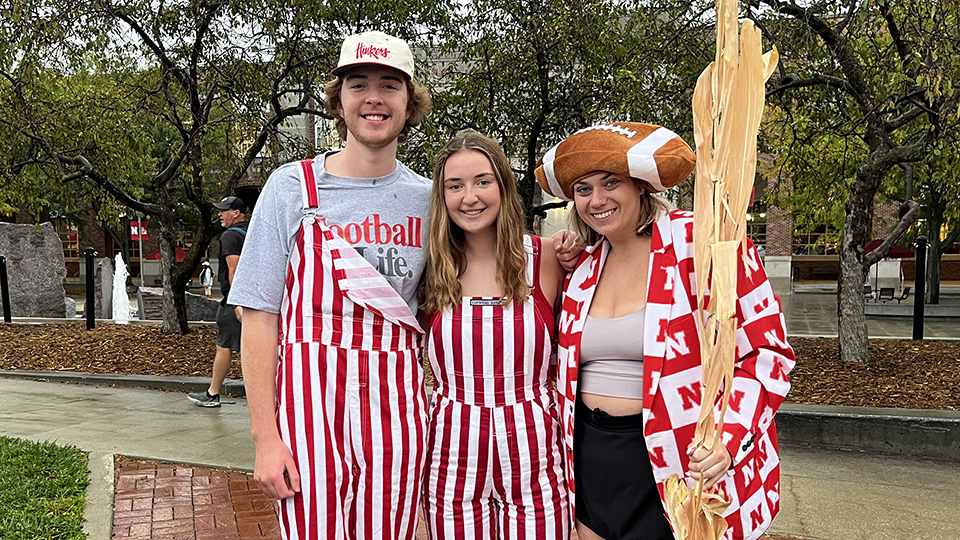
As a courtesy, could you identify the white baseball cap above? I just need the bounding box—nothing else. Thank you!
[332,31,415,80]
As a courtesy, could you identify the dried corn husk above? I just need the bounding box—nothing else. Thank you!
[666,0,779,538]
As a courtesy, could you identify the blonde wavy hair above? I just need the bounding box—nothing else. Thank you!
[419,131,529,313]
[570,178,671,246]
[324,75,431,144]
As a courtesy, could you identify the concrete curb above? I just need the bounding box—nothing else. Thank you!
[83,452,114,540]
[2,370,956,462]
[788,333,960,341]
[776,403,960,462]
[0,370,246,397]
[864,302,960,317]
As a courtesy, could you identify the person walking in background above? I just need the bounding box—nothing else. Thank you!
[419,131,569,539]
[535,122,795,540]
[229,31,434,539]
[187,196,248,408]
[199,261,214,298]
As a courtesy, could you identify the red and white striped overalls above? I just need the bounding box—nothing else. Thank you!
[275,160,428,539]
[422,236,570,540]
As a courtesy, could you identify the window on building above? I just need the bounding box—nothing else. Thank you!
[52,219,80,260]
[315,118,340,151]
[906,219,960,254]
[128,238,141,261]
[945,232,960,254]
[745,203,767,253]
[793,224,840,255]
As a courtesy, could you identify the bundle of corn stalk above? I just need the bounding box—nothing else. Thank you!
[663,0,779,538]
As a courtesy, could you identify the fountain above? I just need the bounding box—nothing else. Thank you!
[112,253,133,323]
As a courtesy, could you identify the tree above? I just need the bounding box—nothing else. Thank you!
[751,0,959,362]
[0,0,449,333]
[904,135,960,304]
[426,0,709,227]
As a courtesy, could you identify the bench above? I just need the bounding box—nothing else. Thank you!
[894,286,911,304]
[877,287,896,302]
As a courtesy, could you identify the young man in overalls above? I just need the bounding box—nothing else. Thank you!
[229,31,433,539]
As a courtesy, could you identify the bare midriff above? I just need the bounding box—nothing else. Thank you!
[580,392,643,417]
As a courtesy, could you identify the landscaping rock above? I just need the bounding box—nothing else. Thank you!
[0,222,67,318]
[137,287,219,322]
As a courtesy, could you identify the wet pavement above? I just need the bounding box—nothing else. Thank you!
[2,378,958,539]
[4,285,958,538]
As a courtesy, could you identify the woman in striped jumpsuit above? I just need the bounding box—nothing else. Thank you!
[419,131,570,539]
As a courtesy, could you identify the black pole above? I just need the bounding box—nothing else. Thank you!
[0,256,11,323]
[84,247,97,330]
[912,236,927,340]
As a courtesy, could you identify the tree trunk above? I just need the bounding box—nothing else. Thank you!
[157,226,192,334]
[155,185,189,334]
[837,170,875,363]
[837,234,870,363]
[172,276,189,331]
[158,218,182,334]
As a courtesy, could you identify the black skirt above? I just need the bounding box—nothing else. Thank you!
[573,396,673,540]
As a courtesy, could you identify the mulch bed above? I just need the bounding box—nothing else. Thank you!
[787,337,960,410]
[0,322,243,380]
[2,322,958,411]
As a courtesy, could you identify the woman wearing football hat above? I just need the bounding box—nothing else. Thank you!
[419,131,570,539]
[535,122,794,540]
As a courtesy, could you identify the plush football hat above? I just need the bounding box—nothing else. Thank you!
[535,122,696,201]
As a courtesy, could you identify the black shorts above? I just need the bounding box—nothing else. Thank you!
[215,303,241,352]
[573,396,673,540]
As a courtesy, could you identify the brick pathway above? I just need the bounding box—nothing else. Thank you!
[112,458,279,539]
[111,457,796,540]
[110,457,431,540]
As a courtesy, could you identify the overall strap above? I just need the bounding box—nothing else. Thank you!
[528,235,550,308]
[298,158,320,210]
[530,235,542,289]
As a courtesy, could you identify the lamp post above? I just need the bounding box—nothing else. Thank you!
[912,236,927,340]
[85,247,97,330]
[0,256,11,323]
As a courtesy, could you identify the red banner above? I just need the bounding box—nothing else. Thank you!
[131,221,149,241]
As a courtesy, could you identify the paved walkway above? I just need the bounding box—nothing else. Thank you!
[112,458,280,540]
[5,289,958,538]
[3,378,959,539]
[780,286,960,338]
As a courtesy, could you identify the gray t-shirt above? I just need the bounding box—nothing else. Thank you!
[229,152,431,315]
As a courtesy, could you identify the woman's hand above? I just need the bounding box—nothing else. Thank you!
[687,443,732,489]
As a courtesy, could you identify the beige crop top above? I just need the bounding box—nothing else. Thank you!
[578,307,645,400]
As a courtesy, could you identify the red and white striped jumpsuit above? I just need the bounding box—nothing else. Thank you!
[275,160,428,539]
[422,235,570,540]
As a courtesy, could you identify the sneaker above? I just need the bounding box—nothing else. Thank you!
[187,390,221,408]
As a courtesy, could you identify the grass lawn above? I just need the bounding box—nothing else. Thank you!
[0,436,88,540]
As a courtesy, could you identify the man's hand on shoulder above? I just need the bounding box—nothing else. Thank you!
[552,229,583,273]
